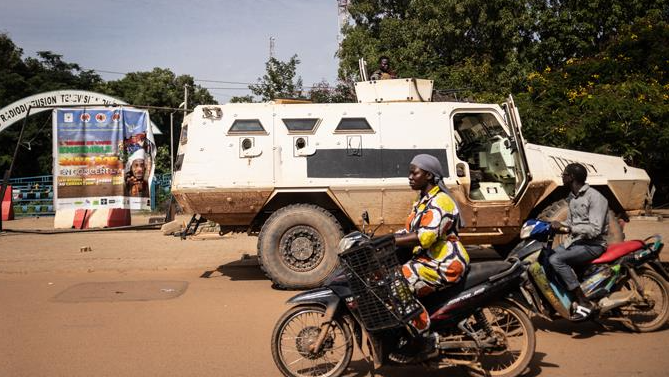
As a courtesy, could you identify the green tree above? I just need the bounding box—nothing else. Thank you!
[339,0,667,98]
[249,55,304,101]
[154,144,171,175]
[98,67,216,135]
[229,94,255,103]
[0,33,217,178]
[308,80,356,103]
[339,1,669,202]
[339,0,538,96]
[0,33,103,177]
[517,11,669,195]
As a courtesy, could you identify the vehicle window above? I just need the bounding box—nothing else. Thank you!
[282,118,319,133]
[453,112,519,201]
[228,119,266,134]
[335,117,373,132]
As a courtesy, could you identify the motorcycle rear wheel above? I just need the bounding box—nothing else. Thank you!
[619,268,669,332]
[471,301,536,377]
[271,305,353,377]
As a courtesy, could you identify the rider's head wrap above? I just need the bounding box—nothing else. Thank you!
[410,154,465,228]
[410,154,448,191]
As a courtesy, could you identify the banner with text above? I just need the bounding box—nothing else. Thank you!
[52,108,156,210]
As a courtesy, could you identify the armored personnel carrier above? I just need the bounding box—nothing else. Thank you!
[171,78,651,289]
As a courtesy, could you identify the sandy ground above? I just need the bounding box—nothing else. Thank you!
[2,215,667,274]
[1,215,669,377]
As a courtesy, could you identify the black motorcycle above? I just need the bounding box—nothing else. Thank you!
[271,232,537,377]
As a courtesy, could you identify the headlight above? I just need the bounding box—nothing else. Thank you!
[337,231,368,254]
[520,224,534,239]
[338,237,356,254]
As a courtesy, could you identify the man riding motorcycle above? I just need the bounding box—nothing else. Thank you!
[549,162,609,320]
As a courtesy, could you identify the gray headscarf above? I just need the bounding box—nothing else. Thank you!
[410,154,465,228]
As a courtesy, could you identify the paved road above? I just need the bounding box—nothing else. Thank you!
[1,217,669,376]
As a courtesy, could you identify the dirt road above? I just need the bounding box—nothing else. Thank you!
[1,217,668,376]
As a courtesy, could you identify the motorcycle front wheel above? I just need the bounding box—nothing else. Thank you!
[619,268,669,332]
[473,301,536,377]
[271,305,353,377]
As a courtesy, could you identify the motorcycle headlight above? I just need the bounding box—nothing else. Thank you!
[337,231,368,254]
[338,237,356,254]
[520,223,535,239]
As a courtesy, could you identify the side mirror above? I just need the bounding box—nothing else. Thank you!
[456,162,467,178]
[362,211,370,225]
[507,138,519,154]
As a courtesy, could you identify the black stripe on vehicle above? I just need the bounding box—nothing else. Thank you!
[306,149,449,178]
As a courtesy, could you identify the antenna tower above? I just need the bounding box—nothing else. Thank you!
[269,36,276,59]
[337,0,350,47]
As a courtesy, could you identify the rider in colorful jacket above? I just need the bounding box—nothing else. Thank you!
[390,154,469,363]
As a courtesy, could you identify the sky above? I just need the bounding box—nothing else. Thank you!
[0,0,342,103]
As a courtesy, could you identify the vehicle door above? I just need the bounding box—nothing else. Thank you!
[378,103,451,233]
[449,104,529,242]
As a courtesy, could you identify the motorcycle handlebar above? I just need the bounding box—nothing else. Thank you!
[488,258,522,282]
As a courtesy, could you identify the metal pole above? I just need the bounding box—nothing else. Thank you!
[184,84,189,111]
[169,112,174,175]
[0,106,32,231]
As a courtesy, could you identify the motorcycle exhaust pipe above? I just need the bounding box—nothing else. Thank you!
[598,290,636,314]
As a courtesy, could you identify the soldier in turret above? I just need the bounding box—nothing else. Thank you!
[370,56,397,80]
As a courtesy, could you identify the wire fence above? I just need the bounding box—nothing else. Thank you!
[7,173,173,216]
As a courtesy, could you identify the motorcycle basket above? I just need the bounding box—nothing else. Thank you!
[339,235,423,331]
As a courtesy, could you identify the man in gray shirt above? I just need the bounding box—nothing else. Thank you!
[550,163,609,320]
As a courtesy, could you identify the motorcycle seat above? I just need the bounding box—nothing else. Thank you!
[421,261,513,309]
[591,240,645,264]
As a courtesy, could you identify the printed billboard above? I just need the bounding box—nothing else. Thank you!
[52,107,156,210]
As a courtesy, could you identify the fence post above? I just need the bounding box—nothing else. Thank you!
[151,178,157,211]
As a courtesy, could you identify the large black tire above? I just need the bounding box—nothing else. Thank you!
[258,204,343,290]
[470,301,536,377]
[271,305,353,377]
[537,199,624,248]
[619,268,669,332]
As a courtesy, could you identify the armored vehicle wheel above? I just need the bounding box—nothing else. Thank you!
[537,199,624,248]
[258,204,343,290]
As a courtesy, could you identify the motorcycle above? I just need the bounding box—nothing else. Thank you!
[509,219,669,331]
[271,230,537,377]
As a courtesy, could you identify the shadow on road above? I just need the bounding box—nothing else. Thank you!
[533,317,615,339]
[199,254,268,281]
[341,351,554,376]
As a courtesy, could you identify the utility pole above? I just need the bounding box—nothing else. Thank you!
[183,84,189,111]
[269,36,276,60]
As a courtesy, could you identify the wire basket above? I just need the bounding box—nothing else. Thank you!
[339,235,423,331]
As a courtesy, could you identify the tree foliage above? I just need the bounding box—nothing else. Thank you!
[242,56,356,104]
[0,33,216,177]
[340,0,666,95]
[308,80,356,103]
[229,94,255,103]
[97,67,215,134]
[0,33,103,177]
[517,10,669,190]
[339,0,669,201]
[249,55,304,101]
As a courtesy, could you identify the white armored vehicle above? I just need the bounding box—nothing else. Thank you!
[172,78,651,289]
